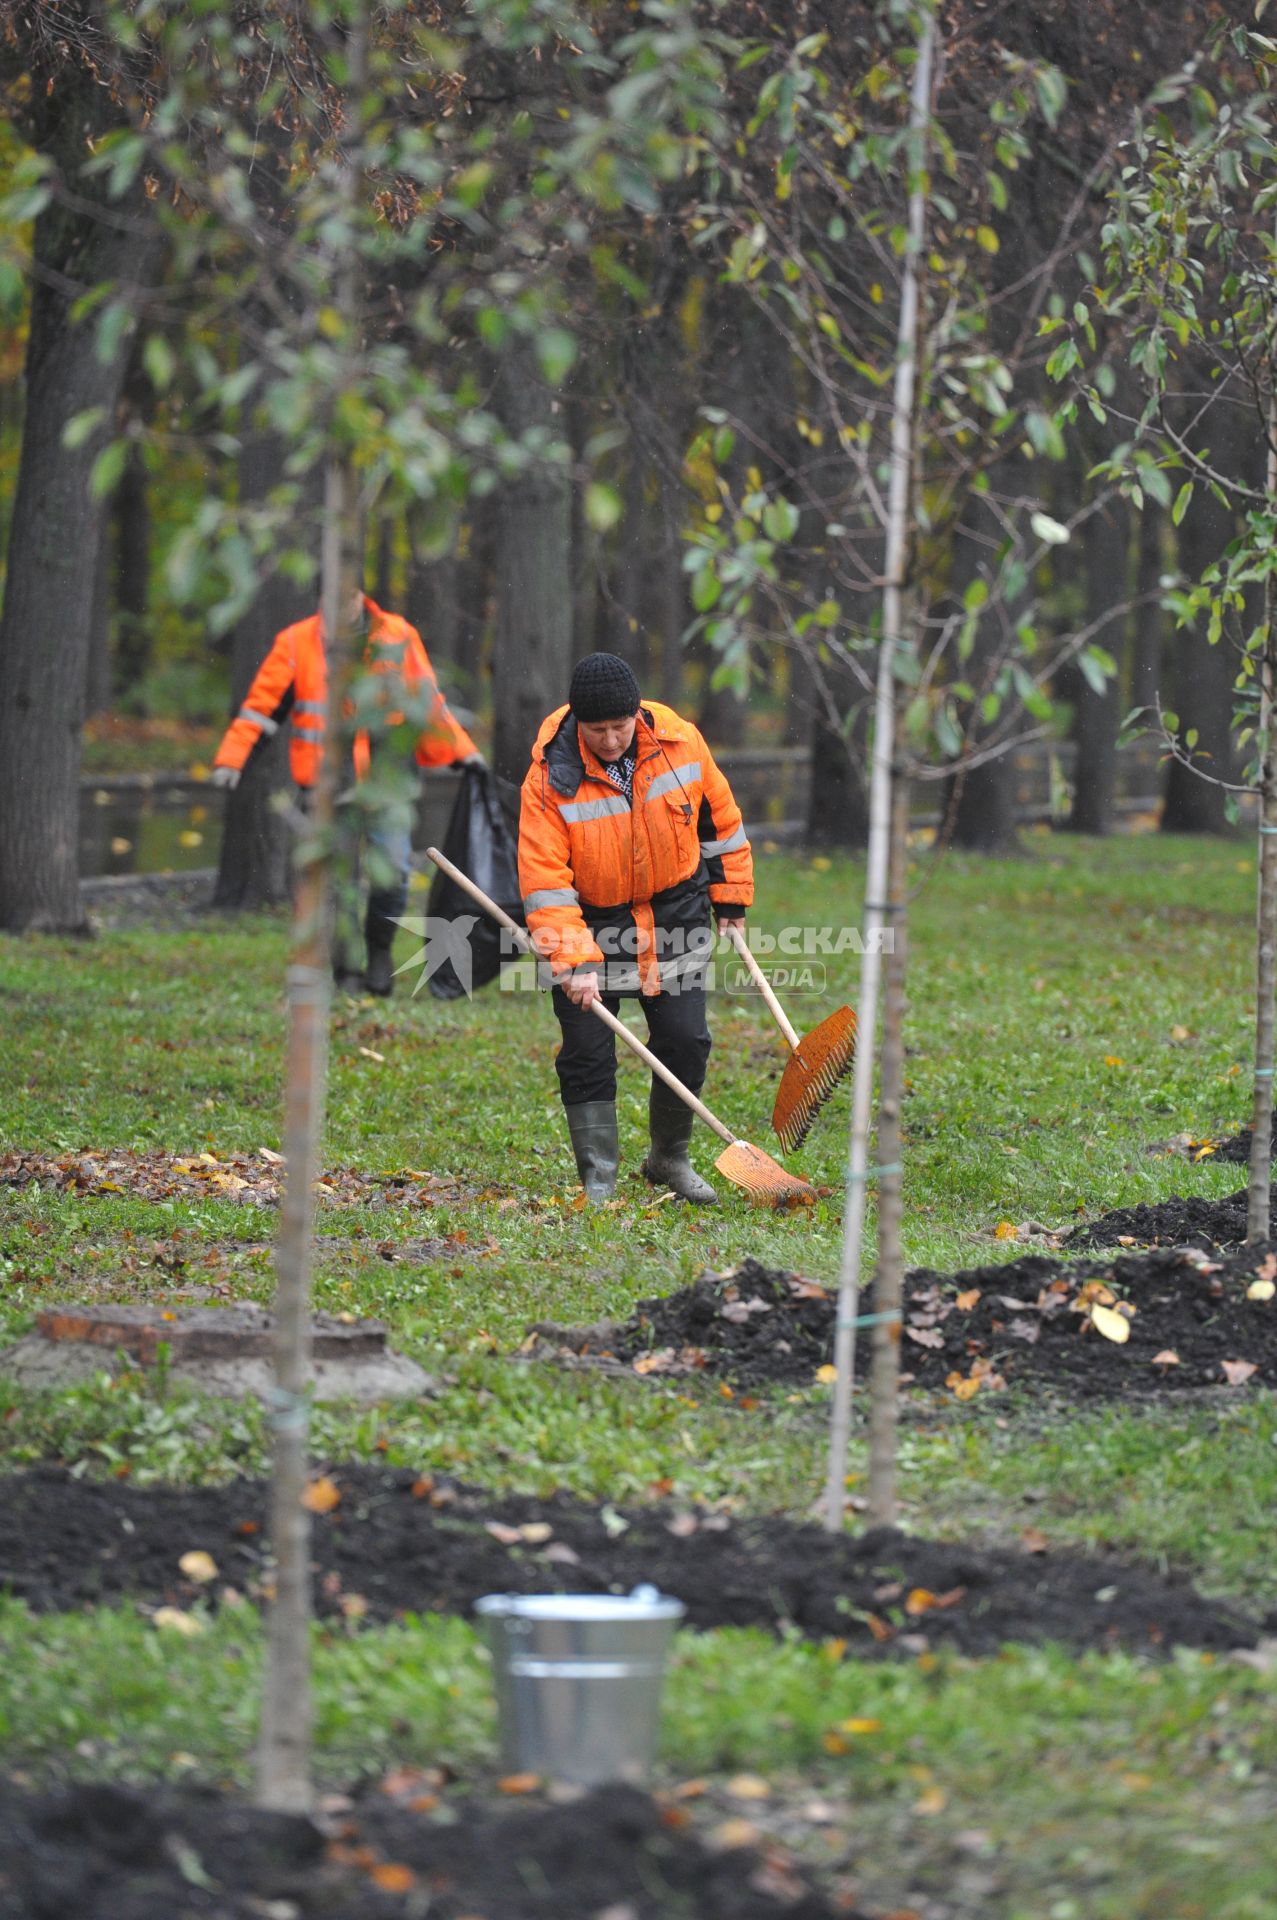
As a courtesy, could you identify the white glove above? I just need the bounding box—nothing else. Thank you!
[210,765,241,791]
[459,752,485,769]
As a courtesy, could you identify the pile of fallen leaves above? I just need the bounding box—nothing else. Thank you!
[524,1246,1277,1402]
[0,1149,472,1211]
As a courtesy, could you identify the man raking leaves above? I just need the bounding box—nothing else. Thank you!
[515,652,757,1206]
[425,845,815,1207]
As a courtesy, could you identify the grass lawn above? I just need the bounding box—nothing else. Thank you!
[1,831,1275,1918]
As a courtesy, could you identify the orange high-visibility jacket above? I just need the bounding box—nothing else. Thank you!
[212,595,477,788]
[519,701,753,992]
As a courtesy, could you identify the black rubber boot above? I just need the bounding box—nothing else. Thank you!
[365,897,403,998]
[565,1101,620,1203]
[640,1080,717,1205]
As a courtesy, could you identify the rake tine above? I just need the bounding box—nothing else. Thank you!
[723,926,855,1150]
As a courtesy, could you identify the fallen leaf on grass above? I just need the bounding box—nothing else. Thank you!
[726,1774,772,1801]
[152,1607,204,1637]
[1221,1359,1259,1386]
[993,1220,1018,1241]
[633,1348,680,1376]
[301,1477,342,1514]
[497,1773,541,1795]
[815,1364,838,1385]
[947,1373,980,1402]
[178,1550,218,1585]
[914,1785,948,1815]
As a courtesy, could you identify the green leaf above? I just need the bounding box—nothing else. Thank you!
[762,497,799,542]
[691,568,721,612]
[63,408,106,452]
[1030,511,1070,546]
[536,327,578,386]
[89,440,128,501]
[1172,482,1193,527]
[583,481,622,532]
[963,576,989,612]
[143,335,175,393]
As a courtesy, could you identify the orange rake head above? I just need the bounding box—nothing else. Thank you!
[715,1141,818,1208]
[772,1006,858,1155]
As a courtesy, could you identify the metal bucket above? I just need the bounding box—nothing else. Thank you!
[475,1585,685,1786]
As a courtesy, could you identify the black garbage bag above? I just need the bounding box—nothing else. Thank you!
[424,766,525,998]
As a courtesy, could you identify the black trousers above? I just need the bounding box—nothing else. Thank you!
[552,985,711,1107]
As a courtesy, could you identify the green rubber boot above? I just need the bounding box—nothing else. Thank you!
[640,1080,717,1205]
[565,1101,620,1203]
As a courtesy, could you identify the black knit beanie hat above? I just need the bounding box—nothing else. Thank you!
[569,652,642,724]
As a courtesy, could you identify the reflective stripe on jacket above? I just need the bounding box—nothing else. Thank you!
[518,701,753,991]
[211,596,477,789]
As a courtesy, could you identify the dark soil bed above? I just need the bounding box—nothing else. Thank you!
[1067,1185,1277,1250]
[0,1464,1260,1659]
[525,1245,1277,1401]
[0,1775,856,1919]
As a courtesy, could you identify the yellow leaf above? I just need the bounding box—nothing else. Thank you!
[152,1607,204,1637]
[1090,1303,1131,1344]
[821,1732,848,1755]
[955,1288,981,1309]
[1103,1055,1125,1068]
[810,855,832,872]
[975,224,999,253]
[904,1588,938,1616]
[1247,1279,1276,1302]
[915,1785,948,1815]
[711,1818,761,1850]
[949,1375,980,1401]
[816,1363,838,1385]
[177,829,203,849]
[726,1774,772,1800]
[178,1550,218,1584]
[301,1476,342,1514]
[838,1716,884,1735]
[993,1220,1018,1240]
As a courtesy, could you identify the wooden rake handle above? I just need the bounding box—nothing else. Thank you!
[424,846,737,1148]
[723,923,802,1052]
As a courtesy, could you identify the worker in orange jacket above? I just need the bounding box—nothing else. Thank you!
[519,651,753,1204]
[212,592,481,993]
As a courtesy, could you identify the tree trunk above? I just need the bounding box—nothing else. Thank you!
[655,465,687,707]
[1162,425,1241,834]
[257,1,368,1813]
[1246,387,1277,1242]
[825,14,933,1530]
[213,432,305,911]
[84,507,113,720]
[491,341,573,784]
[0,76,157,931]
[1131,504,1163,717]
[806,663,870,847]
[866,761,909,1524]
[114,444,152,700]
[1065,492,1128,835]
[942,507,1020,853]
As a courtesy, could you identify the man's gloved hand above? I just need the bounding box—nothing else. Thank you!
[210,765,241,791]
[459,752,485,770]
